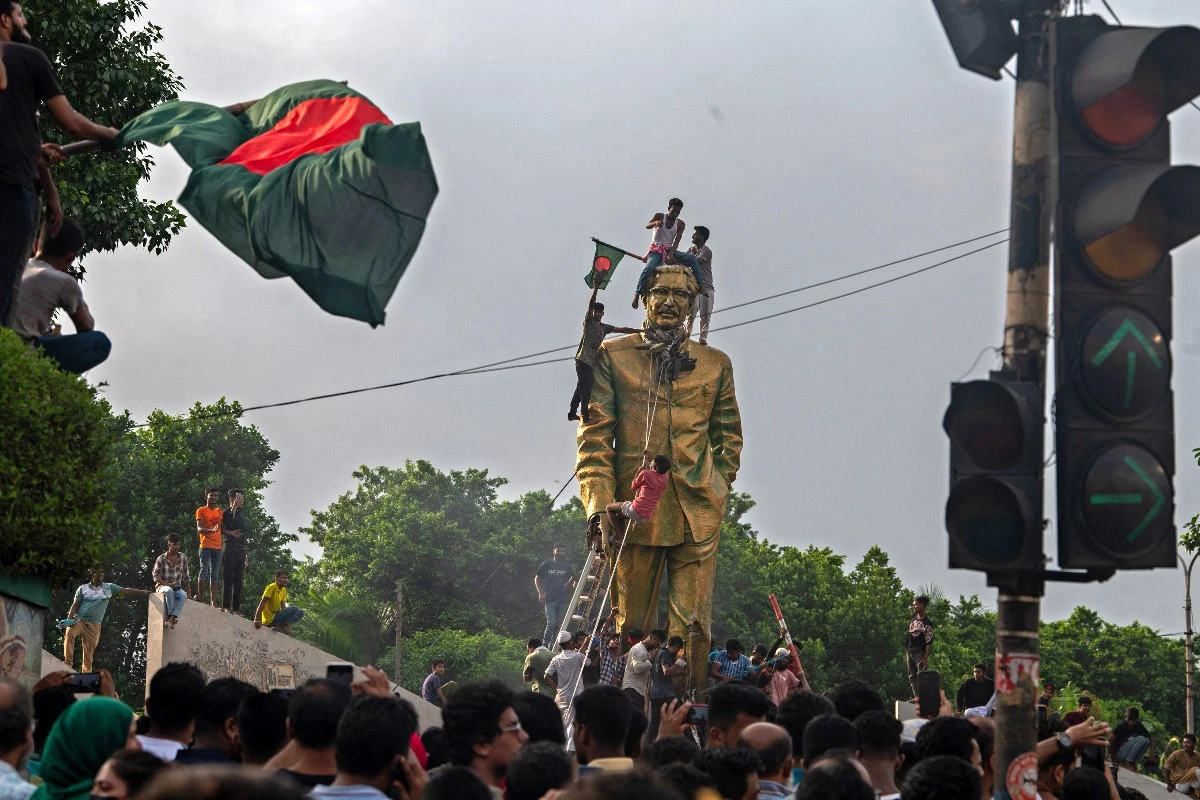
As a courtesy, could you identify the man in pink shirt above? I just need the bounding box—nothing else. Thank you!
[768,649,801,706]
[605,452,671,538]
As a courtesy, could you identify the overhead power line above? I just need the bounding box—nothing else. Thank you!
[133,230,1009,426]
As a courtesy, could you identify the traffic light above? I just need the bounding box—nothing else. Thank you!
[931,0,1017,81]
[1053,16,1200,569]
[943,375,1045,571]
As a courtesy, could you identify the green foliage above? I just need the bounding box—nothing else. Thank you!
[1041,607,1185,735]
[43,399,296,699]
[0,329,116,585]
[293,588,395,667]
[302,461,580,652]
[393,629,527,696]
[30,0,185,257]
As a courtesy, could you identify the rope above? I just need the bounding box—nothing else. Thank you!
[562,341,671,728]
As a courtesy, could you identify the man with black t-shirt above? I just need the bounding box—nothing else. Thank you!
[904,595,934,699]
[0,1,118,327]
[533,544,575,645]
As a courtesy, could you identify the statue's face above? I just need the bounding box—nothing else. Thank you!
[645,271,695,329]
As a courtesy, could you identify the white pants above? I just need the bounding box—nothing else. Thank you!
[690,289,714,342]
[1174,781,1200,793]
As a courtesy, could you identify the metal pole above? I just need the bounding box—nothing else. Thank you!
[395,579,403,686]
[995,1,1054,793]
[1181,553,1197,734]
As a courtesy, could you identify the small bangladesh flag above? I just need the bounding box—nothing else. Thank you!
[113,79,438,326]
[584,240,630,290]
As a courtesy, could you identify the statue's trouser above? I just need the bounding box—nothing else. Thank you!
[613,521,718,695]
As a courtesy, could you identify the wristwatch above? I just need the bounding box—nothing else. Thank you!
[1056,732,1074,752]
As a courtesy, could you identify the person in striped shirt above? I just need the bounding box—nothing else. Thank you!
[709,639,752,684]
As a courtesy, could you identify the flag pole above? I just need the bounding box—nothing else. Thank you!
[591,237,647,263]
[58,97,262,159]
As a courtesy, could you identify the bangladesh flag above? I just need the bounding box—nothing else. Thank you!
[113,79,438,326]
[584,240,631,289]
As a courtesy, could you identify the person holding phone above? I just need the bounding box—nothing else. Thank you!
[63,568,150,672]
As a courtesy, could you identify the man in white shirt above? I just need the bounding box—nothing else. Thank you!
[136,662,205,761]
[11,217,109,373]
[620,628,662,712]
[544,631,593,751]
[687,226,715,345]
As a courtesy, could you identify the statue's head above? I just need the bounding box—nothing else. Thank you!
[643,266,698,330]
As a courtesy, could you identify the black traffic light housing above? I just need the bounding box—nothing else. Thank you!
[944,374,1045,571]
[931,0,1018,81]
[1053,16,1200,569]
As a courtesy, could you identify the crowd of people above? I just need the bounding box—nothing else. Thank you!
[57,487,304,673]
[3,653,1180,800]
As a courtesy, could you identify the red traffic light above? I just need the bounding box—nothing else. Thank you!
[1070,25,1200,149]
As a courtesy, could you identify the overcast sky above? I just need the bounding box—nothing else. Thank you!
[75,0,1200,636]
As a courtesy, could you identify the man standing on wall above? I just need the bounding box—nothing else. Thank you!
[62,568,150,672]
[221,489,248,615]
[195,487,224,606]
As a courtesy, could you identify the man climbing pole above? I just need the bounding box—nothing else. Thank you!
[570,278,639,423]
[579,264,742,694]
[632,198,704,309]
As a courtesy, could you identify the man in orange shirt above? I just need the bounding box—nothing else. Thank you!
[195,487,224,606]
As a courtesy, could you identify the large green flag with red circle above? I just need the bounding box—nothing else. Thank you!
[113,79,438,326]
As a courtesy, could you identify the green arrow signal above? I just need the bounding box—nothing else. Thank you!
[1087,455,1165,543]
[1090,318,1165,411]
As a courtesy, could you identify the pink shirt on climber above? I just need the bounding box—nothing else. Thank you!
[630,468,669,520]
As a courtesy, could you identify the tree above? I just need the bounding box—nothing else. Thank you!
[293,588,394,668]
[301,461,580,643]
[0,329,115,585]
[393,629,526,696]
[31,0,185,257]
[42,399,296,699]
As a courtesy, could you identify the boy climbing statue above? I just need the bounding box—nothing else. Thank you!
[570,278,640,423]
[632,198,704,309]
[605,451,671,540]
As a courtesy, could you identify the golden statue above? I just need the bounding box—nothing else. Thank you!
[576,265,743,692]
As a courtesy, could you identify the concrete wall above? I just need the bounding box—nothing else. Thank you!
[41,649,73,676]
[146,595,441,730]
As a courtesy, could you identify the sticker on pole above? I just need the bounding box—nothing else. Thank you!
[1005,751,1039,800]
[995,652,1039,695]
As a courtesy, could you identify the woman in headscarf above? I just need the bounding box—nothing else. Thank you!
[31,696,140,800]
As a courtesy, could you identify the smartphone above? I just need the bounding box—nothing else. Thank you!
[66,672,102,693]
[686,704,709,724]
[326,663,354,685]
[918,670,941,717]
[270,687,296,699]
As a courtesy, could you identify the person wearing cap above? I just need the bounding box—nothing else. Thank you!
[543,631,594,751]
[1062,695,1093,727]
[768,648,801,707]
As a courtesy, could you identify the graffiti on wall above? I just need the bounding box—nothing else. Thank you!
[0,592,45,687]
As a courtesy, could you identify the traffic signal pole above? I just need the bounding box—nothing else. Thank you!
[994,2,1053,794]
